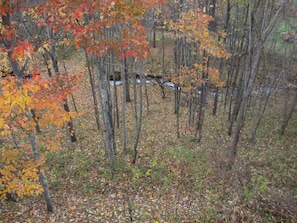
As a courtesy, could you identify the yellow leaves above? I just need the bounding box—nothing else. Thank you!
[0,73,80,133]
[1,148,22,165]
[169,9,230,59]
[0,147,44,199]
[168,8,230,91]
[0,73,80,200]
[0,51,11,74]
[171,64,225,91]
[0,117,4,129]
[169,9,213,40]
[171,66,204,91]
[10,90,29,111]
[208,68,225,88]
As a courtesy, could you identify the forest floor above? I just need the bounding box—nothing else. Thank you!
[1,51,297,222]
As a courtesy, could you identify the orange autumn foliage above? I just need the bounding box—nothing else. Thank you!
[0,74,80,199]
[169,8,230,90]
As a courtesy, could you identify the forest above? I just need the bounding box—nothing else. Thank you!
[0,0,296,222]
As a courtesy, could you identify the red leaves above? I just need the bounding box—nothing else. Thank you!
[0,71,81,200]
[0,26,17,41]
[0,69,81,134]
[71,8,84,20]
[11,40,34,61]
[120,26,151,60]
[33,0,159,60]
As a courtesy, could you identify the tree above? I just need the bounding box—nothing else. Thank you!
[0,0,80,211]
[0,74,80,210]
[169,2,229,139]
[230,0,288,162]
[39,0,159,165]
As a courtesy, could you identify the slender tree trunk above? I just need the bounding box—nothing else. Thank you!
[250,85,272,142]
[280,91,297,135]
[111,61,120,129]
[187,92,192,129]
[227,16,249,130]
[161,28,166,99]
[83,48,107,149]
[196,82,207,142]
[213,87,219,116]
[121,59,127,152]
[228,72,244,135]
[231,0,284,162]
[94,57,115,166]
[196,50,209,142]
[152,21,156,48]
[213,58,223,116]
[132,72,138,121]
[192,91,199,125]
[63,101,77,142]
[124,58,132,102]
[84,49,101,131]
[197,0,215,141]
[31,109,41,133]
[225,1,248,119]
[28,123,54,212]
[47,27,77,142]
[42,53,52,77]
[2,6,53,210]
[61,60,78,113]
[231,2,257,160]
[106,52,117,156]
[284,87,290,118]
[144,76,150,115]
[132,61,144,164]
[213,0,230,115]
[175,87,181,138]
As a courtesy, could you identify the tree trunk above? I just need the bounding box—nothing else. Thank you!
[213,87,219,116]
[280,91,297,135]
[94,57,115,166]
[42,53,52,77]
[63,101,77,142]
[144,76,150,115]
[121,59,128,152]
[231,0,285,162]
[28,123,54,212]
[161,28,166,99]
[47,27,77,143]
[228,72,244,135]
[124,58,132,102]
[213,0,230,115]
[175,87,181,138]
[2,5,54,211]
[84,49,101,131]
[250,86,272,142]
[132,61,144,164]
[196,49,209,142]
[110,52,120,129]
[197,82,207,142]
[231,1,258,161]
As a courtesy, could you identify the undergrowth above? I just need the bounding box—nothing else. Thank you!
[1,71,296,223]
